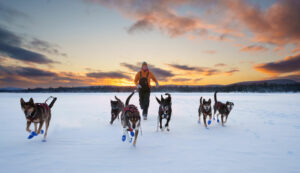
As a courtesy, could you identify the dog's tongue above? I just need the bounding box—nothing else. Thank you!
[128,128,133,131]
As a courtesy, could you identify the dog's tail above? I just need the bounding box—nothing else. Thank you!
[45,96,57,108]
[214,91,218,103]
[125,91,135,106]
[200,97,202,104]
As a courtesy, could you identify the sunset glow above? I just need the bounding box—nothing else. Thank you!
[0,0,299,88]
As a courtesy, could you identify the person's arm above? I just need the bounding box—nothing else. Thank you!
[149,72,159,87]
[134,72,140,86]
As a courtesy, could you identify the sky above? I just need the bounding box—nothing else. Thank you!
[0,0,299,88]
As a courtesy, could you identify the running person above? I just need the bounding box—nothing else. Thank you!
[134,62,159,120]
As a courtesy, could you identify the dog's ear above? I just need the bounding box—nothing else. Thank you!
[156,97,161,104]
[29,98,34,105]
[167,95,171,103]
[161,95,164,102]
[20,98,25,106]
[208,99,211,104]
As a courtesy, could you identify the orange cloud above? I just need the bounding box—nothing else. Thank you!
[240,45,267,52]
[254,54,300,75]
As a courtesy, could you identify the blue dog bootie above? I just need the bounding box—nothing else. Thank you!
[122,135,126,142]
[198,120,201,124]
[208,120,212,125]
[40,129,44,134]
[130,131,135,137]
[217,119,220,123]
[27,131,37,139]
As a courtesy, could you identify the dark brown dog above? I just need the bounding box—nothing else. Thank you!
[198,97,212,128]
[121,91,141,146]
[213,91,234,126]
[156,93,172,131]
[110,96,124,125]
[20,96,57,141]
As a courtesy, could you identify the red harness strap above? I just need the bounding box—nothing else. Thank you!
[36,103,50,112]
[123,105,138,114]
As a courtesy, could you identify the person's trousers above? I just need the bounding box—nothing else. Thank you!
[139,90,150,117]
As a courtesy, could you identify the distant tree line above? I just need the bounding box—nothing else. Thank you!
[1,83,300,93]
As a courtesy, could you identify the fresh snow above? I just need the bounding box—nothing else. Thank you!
[0,92,299,173]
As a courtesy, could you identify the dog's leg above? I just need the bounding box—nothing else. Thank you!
[165,117,170,131]
[208,114,212,126]
[198,112,201,124]
[217,113,220,123]
[221,115,225,126]
[37,121,44,134]
[133,130,139,146]
[156,116,160,132]
[203,115,207,128]
[43,116,51,141]
[26,121,31,133]
[121,128,127,142]
[159,116,163,131]
[34,123,38,133]
[224,115,228,124]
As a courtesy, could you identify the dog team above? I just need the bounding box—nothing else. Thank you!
[19,62,234,146]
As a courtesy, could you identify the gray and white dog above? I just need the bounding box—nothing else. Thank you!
[198,97,212,128]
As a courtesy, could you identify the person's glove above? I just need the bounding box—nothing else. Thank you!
[137,84,142,89]
[155,82,159,87]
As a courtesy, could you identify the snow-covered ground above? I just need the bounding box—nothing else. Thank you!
[0,92,299,173]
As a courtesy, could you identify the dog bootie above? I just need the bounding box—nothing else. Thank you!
[122,135,126,142]
[217,119,220,123]
[198,120,201,124]
[40,129,44,134]
[129,137,133,143]
[27,131,37,139]
[208,120,212,125]
[42,139,47,142]
[130,131,135,137]
[213,117,215,120]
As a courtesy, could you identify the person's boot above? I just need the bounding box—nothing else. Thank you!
[143,109,147,120]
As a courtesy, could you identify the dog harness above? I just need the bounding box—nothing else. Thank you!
[123,105,138,114]
[123,105,139,132]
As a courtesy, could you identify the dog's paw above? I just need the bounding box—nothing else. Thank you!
[208,120,212,125]
[130,131,135,137]
[42,139,47,142]
[198,120,201,124]
[122,135,126,142]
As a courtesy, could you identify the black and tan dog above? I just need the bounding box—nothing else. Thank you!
[110,96,124,125]
[20,96,57,141]
[121,91,141,146]
[213,91,234,126]
[156,93,172,131]
[198,97,212,128]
